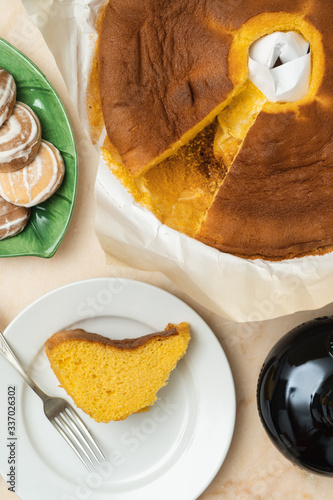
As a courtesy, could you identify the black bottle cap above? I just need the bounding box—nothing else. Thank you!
[257,316,333,476]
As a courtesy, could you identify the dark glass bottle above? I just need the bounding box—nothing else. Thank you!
[257,316,333,476]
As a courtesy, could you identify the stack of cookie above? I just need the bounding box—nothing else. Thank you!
[0,67,65,241]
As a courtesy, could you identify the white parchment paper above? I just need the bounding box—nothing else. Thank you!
[21,0,333,322]
[248,32,311,102]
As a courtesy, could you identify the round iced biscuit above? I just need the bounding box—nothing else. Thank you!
[0,101,41,172]
[0,140,65,207]
[0,195,30,240]
[0,68,16,127]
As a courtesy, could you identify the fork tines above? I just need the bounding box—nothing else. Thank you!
[51,405,106,470]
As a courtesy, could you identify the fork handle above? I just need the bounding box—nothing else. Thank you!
[0,330,47,402]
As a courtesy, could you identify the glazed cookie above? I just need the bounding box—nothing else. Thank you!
[0,101,41,172]
[0,68,16,127]
[0,195,30,240]
[0,140,65,207]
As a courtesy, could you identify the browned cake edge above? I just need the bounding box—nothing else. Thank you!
[44,324,188,353]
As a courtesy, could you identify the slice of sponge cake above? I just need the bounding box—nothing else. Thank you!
[44,323,191,422]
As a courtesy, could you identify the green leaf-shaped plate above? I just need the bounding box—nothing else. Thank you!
[0,38,77,258]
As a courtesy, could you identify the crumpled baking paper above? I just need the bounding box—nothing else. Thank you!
[21,0,333,322]
[248,31,311,102]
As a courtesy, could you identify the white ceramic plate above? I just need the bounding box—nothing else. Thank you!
[0,278,235,500]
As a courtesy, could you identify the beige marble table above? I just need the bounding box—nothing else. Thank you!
[0,1,333,499]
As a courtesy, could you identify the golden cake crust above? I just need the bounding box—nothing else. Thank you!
[96,0,333,261]
[197,3,333,259]
[98,0,233,175]
[198,104,333,259]
[45,326,179,352]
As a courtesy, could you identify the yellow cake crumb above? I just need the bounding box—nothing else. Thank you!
[45,323,191,422]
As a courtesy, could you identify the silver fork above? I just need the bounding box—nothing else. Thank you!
[0,330,106,470]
